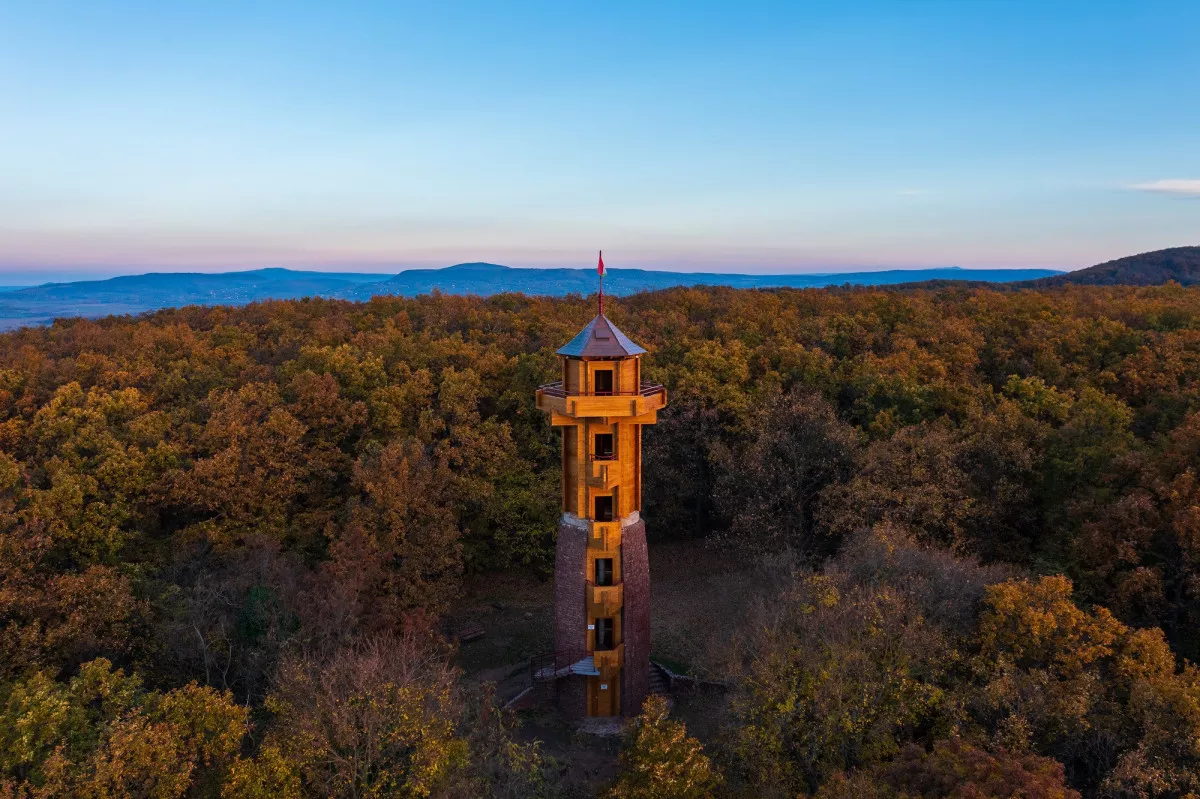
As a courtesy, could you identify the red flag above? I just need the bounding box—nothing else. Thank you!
[597,251,605,276]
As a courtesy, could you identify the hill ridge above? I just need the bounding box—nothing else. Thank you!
[1019,246,1200,287]
[0,256,1154,332]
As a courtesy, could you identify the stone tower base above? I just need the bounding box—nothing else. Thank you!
[620,516,650,717]
[551,513,651,718]
[552,517,587,717]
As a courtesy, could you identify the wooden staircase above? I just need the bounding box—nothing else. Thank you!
[531,649,598,681]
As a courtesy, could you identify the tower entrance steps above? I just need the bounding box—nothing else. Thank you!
[649,662,670,695]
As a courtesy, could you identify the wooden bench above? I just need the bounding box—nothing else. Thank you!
[453,622,485,643]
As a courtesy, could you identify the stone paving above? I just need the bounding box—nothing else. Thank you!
[576,717,625,737]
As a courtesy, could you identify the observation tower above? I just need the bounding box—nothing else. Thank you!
[532,254,667,716]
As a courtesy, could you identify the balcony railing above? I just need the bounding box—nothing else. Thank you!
[530,648,597,681]
[538,381,665,399]
[590,452,618,461]
[529,644,624,681]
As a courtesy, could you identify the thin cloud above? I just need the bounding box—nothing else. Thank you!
[1127,179,1200,196]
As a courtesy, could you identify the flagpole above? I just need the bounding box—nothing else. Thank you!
[598,250,604,316]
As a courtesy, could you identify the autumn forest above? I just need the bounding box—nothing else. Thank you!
[4,282,1200,797]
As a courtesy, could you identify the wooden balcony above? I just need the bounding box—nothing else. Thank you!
[592,642,625,671]
[536,382,667,420]
[587,581,623,616]
[588,520,621,552]
[585,456,619,489]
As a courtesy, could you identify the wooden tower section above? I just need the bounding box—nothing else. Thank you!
[534,314,666,717]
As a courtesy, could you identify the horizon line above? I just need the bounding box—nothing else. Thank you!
[0,262,1070,288]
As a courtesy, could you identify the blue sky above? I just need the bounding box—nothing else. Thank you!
[1,1,1198,279]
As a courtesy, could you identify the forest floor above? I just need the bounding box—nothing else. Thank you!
[446,540,770,793]
[447,540,766,696]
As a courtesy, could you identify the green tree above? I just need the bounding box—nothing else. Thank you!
[729,567,950,796]
[816,740,1080,799]
[0,659,246,798]
[713,387,861,561]
[970,576,1200,795]
[607,695,721,799]
[248,632,469,799]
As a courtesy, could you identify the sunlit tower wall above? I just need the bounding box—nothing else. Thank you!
[534,314,666,717]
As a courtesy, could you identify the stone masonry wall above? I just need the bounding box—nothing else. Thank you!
[621,517,651,716]
[553,517,588,717]
[557,675,588,719]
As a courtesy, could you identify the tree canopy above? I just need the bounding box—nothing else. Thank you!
[3,282,1200,796]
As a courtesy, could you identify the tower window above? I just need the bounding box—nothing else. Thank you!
[594,433,614,459]
[593,369,614,395]
[594,495,614,522]
[594,558,614,586]
[595,618,614,650]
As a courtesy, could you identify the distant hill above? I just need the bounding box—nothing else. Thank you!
[1020,246,1200,288]
[351,262,1062,300]
[0,268,389,330]
[8,245,1200,332]
[0,262,1065,331]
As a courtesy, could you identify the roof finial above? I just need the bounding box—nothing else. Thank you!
[597,250,605,317]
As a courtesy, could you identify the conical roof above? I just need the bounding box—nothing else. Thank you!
[556,315,647,358]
